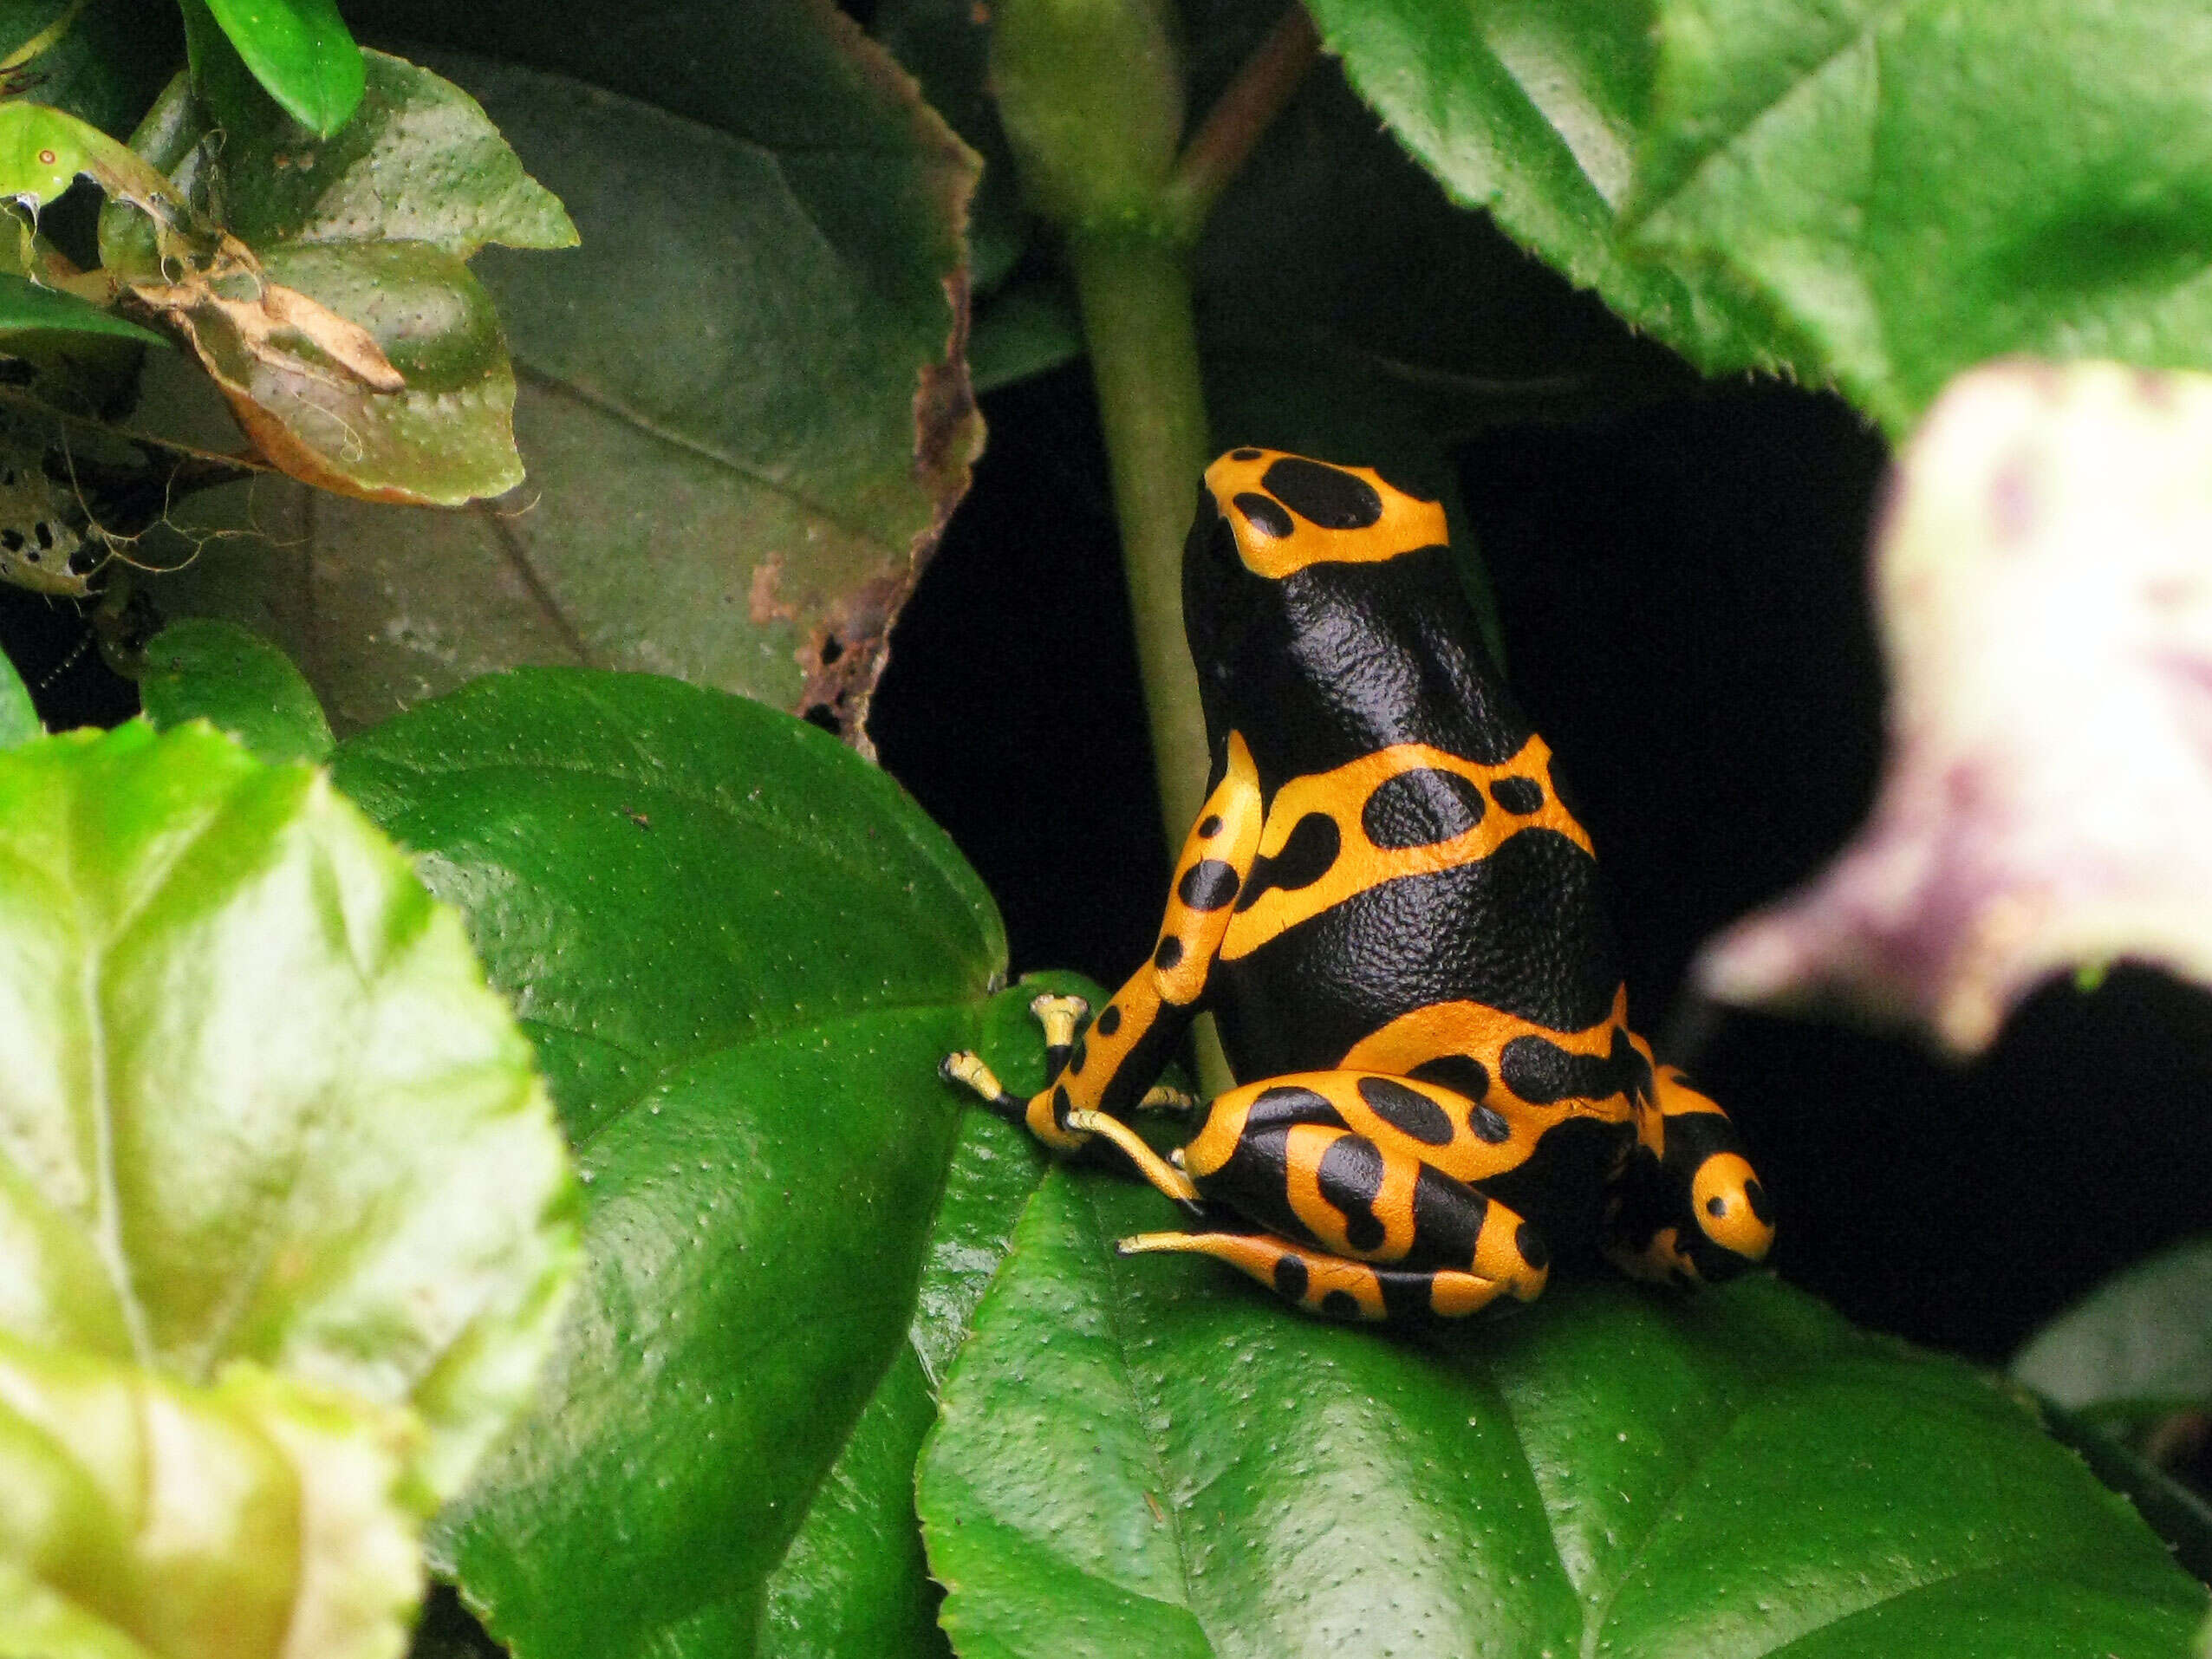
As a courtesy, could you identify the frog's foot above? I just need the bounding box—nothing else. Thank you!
[1117,1229,1538,1322]
[1606,1065,1774,1287]
[1064,1108,1206,1220]
[1028,992,1090,1074]
[1136,1083,1201,1114]
[938,1051,1027,1129]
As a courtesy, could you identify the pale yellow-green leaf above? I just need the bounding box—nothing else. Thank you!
[0,1336,425,1659]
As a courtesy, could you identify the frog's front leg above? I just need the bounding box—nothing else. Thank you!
[1117,1070,1554,1321]
[940,731,1265,1150]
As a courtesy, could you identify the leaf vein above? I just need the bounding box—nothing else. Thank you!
[510,361,900,556]
[1087,1180,1214,1653]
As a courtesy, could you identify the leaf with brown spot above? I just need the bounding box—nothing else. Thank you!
[1699,359,2212,1052]
[99,53,571,506]
[140,9,981,744]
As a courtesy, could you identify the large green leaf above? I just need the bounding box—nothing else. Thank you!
[329,670,1039,1659]
[1305,0,2212,431]
[921,1171,2206,1657]
[0,720,576,1658]
[755,977,1072,1659]
[1298,0,1792,382]
[1632,0,2212,431]
[148,2,982,743]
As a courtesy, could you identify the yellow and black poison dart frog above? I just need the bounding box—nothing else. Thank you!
[942,450,1774,1322]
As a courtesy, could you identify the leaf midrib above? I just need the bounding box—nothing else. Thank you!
[509,362,900,556]
[69,766,263,1369]
[1571,1355,2077,1656]
[1628,0,1909,229]
[1086,1180,1216,1653]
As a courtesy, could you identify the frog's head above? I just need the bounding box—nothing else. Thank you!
[1182,449,1520,778]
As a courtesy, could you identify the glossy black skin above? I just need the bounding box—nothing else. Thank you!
[1184,472,1627,1264]
[941,451,1773,1319]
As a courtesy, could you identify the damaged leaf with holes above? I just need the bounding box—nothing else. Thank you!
[91,48,574,505]
[143,0,981,741]
[0,392,250,596]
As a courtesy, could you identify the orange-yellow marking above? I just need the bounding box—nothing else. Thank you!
[1220,737,1591,960]
[1204,451,1447,579]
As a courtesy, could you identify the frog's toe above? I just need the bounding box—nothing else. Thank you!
[1136,1082,1201,1113]
[1028,993,1090,1072]
[938,1050,1027,1127]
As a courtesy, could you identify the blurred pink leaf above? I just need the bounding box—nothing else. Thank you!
[1700,360,2212,1052]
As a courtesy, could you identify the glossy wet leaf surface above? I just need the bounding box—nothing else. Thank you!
[0,720,576,1658]
[330,670,1040,1659]
[921,1170,2204,1658]
[198,0,365,136]
[148,1,981,742]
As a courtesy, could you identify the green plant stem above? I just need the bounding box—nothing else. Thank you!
[1067,228,1211,842]
[1066,228,1237,1096]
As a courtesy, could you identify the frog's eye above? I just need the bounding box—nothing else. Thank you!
[1232,491,1293,540]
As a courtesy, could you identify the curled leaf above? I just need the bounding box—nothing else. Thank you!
[128,232,403,393]
[1700,360,2212,1051]
[97,55,569,504]
[132,237,516,504]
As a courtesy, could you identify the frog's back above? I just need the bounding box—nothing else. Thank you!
[1185,451,1630,1086]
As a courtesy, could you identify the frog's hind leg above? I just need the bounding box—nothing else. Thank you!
[1605,1063,1775,1286]
[1062,1108,1206,1222]
[1116,1229,1524,1322]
